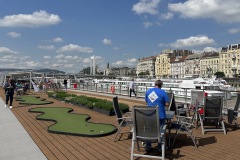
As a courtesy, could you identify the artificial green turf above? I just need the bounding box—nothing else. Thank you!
[16,96,53,105]
[29,107,117,137]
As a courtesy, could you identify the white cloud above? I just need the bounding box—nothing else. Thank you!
[143,21,153,28]
[113,47,119,50]
[82,56,103,64]
[132,0,161,15]
[64,64,74,68]
[160,12,173,20]
[53,37,63,42]
[38,45,55,50]
[158,43,166,47]
[7,32,21,38]
[25,61,39,67]
[113,61,124,66]
[127,58,137,63]
[55,54,65,59]
[56,44,93,53]
[168,0,240,23]
[0,55,18,63]
[112,58,137,68]
[203,46,220,52]
[57,59,68,63]
[19,56,31,61]
[192,47,220,54]
[228,28,240,34]
[0,10,62,28]
[52,63,63,68]
[169,35,215,48]
[102,38,112,45]
[83,58,91,63]
[0,47,18,54]
[43,56,51,59]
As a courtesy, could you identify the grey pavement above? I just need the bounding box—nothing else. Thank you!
[0,97,47,160]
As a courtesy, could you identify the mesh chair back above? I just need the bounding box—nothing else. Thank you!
[191,90,204,107]
[234,94,240,111]
[113,96,123,124]
[204,96,223,119]
[167,92,176,113]
[133,106,160,141]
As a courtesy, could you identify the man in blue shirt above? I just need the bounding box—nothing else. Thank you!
[144,80,169,151]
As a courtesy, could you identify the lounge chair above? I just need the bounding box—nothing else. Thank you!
[199,96,226,135]
[112,96,132,141]
[227,93,240,127]
[130,106,166,160]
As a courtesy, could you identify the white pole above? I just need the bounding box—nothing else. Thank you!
[93,56,95,76]
[29,71,31,94]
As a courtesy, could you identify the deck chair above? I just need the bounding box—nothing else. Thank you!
[227,93,240,127]
[199,96,226,135]
[166,92,177,113]
[112,96,132,141]
[130,106,166,160]
[170,109,197,148]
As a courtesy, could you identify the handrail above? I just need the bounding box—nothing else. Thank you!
[68,82,237,109]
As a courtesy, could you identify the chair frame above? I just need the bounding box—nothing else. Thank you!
[130,106,166,160]
[199,96,226,135]
[170,114,197,148]
[227,93,240,127]
[112,96,132,141]
[166,92,177,113]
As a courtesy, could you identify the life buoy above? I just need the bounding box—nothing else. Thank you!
[111,85,115,93]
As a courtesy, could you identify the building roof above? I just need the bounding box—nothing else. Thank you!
[201,51,219,59]
[170,56,188,63]
[185,53,203,60]
[139,56,156,62]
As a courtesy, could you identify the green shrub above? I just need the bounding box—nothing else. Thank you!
[55,91,68,99]
[48,91,129,114]
[47,91,55,97]
[65,97,74,102]
[86,101,95,109]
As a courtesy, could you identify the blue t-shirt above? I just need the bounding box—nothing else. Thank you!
[145,88,169,119]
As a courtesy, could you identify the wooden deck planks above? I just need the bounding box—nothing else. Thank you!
[1,89,240,160]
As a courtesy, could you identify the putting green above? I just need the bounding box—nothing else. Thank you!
[29,107,117,137]
[16,96,53,105]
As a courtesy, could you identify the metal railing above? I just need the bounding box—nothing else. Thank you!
[68,82,238,109]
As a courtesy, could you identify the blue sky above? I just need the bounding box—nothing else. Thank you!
[0,0,240,73]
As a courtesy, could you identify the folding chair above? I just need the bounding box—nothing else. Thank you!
[130,106,166,160]
[199,96,226,135]
[170,108,197,148]
[112,96,132,141]
[227,93,240,127]
[166,92,177,113]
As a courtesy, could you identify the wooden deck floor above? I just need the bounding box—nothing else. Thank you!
[1,89,240,160]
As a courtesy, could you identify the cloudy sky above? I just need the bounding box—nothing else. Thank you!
[0,0,239,73]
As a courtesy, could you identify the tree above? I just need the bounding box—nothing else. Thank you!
[138,72,147,76]
[214,72,225,78]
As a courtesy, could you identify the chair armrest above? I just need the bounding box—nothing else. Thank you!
[161,124,167,135]
[125,112,132,117]
[116,116,132,121]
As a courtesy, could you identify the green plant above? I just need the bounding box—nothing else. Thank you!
[47,91,55,97]
[65,96,74,102]
[48,91,130,114]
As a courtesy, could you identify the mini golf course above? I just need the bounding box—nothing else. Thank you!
[16,96,53,105]
[29,107,117,137]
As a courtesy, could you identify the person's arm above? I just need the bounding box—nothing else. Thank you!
[164,92,170,108]
[145,91,148,105]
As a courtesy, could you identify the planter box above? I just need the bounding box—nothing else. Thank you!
[49,95,116,116]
